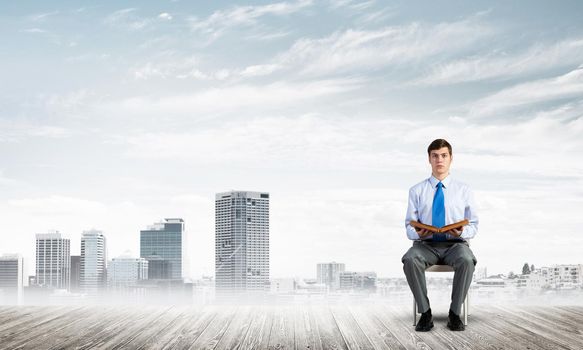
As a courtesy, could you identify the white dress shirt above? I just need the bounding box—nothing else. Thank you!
[405,175,478,241]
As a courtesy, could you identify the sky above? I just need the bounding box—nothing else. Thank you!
[1,0,583,279]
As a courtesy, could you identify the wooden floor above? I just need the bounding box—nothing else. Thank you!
[0,303,582,349]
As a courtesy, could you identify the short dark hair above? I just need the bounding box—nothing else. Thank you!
[427,139,452,155]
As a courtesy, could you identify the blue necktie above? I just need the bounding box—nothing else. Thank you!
[432,182,446,241]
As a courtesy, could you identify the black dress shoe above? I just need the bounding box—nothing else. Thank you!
[415,308,434,332]
[447,309,465,331]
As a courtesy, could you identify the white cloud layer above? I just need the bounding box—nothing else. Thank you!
[104,78,363,117]
[469,66,583,117]
[418,38,583,85]
[189,0,313,41]
[240,17,495,78]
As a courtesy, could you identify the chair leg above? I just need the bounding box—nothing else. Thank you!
[413,298,417,326]
[467,291,470,316]
[463,293,468,325]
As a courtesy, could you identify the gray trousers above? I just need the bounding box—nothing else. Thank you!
[402,240,477,315]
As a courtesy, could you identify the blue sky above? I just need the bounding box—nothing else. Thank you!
[1,0,583,279]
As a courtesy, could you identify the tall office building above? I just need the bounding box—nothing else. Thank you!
[108,255,148,289]
[70,255,81,293]
[145,255,171,280]
[80,230,107,294]
[317,262,345,291]
[35,232,70,290]
[0,254,24,304]
[140,218,185,280]
[215,191,270,295]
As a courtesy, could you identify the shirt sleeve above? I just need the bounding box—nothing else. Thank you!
[460,187,479,239]
[405,187,421,240]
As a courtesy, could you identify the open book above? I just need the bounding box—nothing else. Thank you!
[409,219,469,233]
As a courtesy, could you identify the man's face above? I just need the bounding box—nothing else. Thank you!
[428,147,452,177]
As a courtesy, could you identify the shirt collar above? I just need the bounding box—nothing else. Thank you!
[429,174,451,188]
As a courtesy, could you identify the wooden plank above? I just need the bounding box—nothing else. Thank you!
[0,306,65,335]
[237,304,273,350]
[1,304,583,350]
[267,304,295,350]
[129,307,198,350]
[162,306,219,349]
[398,304,490,350]
[461,306,560,350]
[214,305,255,350]
[348,304,407,350]
[0,306,84,348]
[187,305,238,350]
[510,306,583,339]
[75,306,162,349]
[141,306,206,350]
[107,306,175,349]
[311,304,348,350]
[293,304,322,350]
[51,306,141,350]
[371,304,434,350]
[488,305,582,350]
[329,304,375,350]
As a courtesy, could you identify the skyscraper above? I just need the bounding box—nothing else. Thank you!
[70,256,81,293]
[140,218,185,280]
[215,191,270,296]
[145,255,171,280]
[317,262,345,291]
[0,254,24,304]
[108,255,148,289]
[35,232,70,290]
[80,230,107,294]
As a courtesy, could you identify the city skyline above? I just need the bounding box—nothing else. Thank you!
[6,210,577,282]
[2,1,583,279]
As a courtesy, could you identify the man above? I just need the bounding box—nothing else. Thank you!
[402,139,478,332]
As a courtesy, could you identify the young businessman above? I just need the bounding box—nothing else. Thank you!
[402,139,478,331]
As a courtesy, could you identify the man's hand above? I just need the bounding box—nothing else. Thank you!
[448,227,463,238]
[414,227,432,238]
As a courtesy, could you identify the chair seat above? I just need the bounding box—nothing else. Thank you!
[425,264,454,272]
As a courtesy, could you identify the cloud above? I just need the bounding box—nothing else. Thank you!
[468,66,583,117]
[189,0,313,42]
[356,6,395,24]
[0,170,19,186]
[238,16,495,78]
[104,78,362,117]
[113,112,583,187]
[132,14,491,82]
[0,121,72,142]
[158,12,173,21]
[105,8,172,31]
[9,195,108,216]
[417,38,583,85]
[28,11,59,22]
[131,56,211,80]
[328,0,376,10]
[65,53,111,63]
[239,64,282,78]
[245,30,292,41]
[21,28,47,34]
[19,27,63,45]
